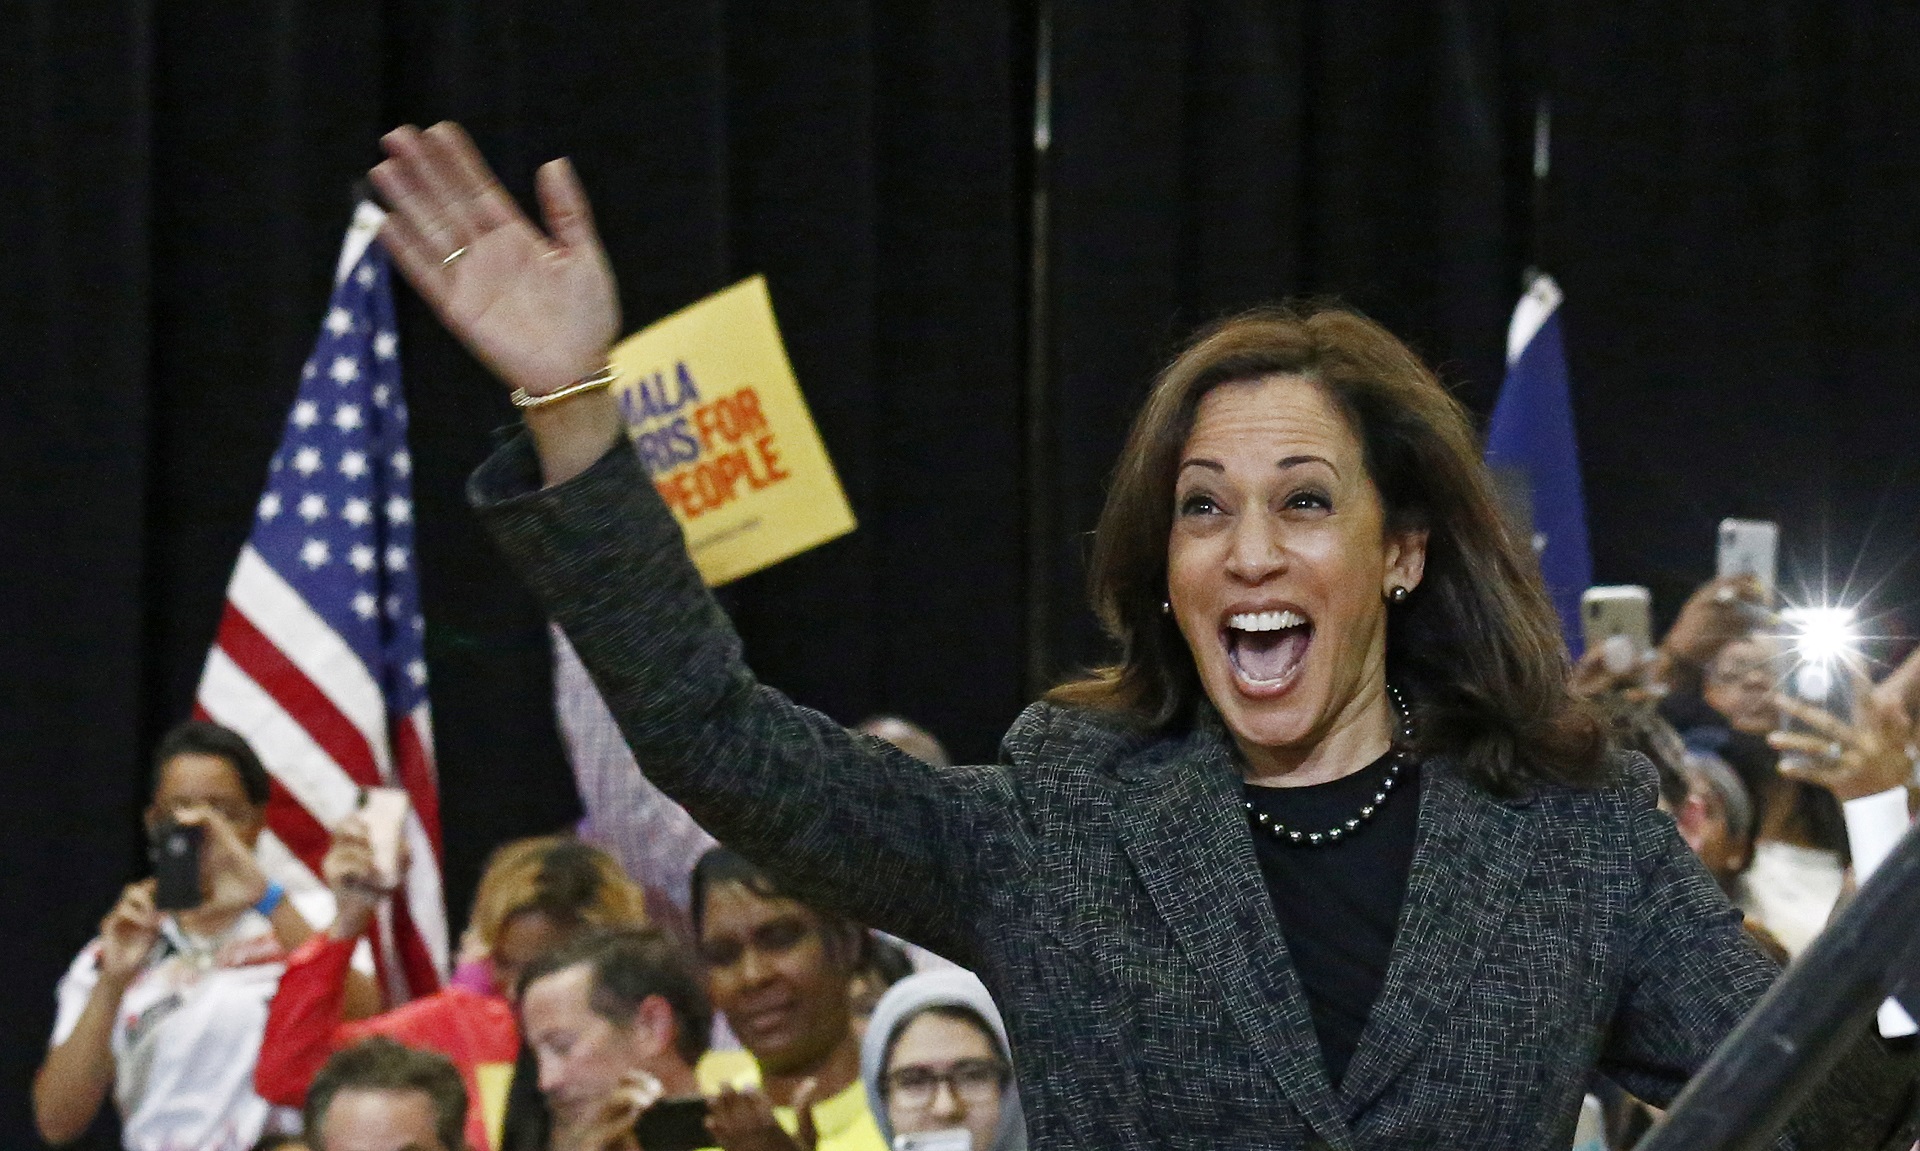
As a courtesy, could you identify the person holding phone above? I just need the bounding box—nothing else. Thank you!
[375,121,1920,1149]
[33,721,377,1151]
[258,835,648,1151]
[860,971,1024,1151]
[514,928,712,1151]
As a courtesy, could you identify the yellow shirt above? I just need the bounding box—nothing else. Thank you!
[696,1049,889,1151]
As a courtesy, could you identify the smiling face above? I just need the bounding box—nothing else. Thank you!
[1168,374,1426,781]
[697,881,854,1076]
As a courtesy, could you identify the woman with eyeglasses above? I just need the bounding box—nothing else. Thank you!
[861,972,1024,1151]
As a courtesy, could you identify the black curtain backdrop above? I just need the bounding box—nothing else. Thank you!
[5,4,1916,1147]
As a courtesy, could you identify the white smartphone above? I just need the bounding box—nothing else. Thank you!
[894,1131,972,1151]
[1716,518,1779,595]
[1581,585,1653,672]
[359,786,411,890]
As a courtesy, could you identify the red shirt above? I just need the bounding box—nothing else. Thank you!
[256,934,519,1151]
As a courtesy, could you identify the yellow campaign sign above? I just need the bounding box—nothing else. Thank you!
[609,276,855,586]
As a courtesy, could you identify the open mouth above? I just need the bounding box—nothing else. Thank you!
[1224,608,1312,694]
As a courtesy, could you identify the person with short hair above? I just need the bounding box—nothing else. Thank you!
[259,835,647,1151]
[861,970,1025,1151]
[691,848,886,1151]
[513,927,711,1151]
[305,1037,470,1151]
[34,720,375,1150]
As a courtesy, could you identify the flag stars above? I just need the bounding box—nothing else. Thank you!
[293,447,323,476]
[373,331,397,360]
[292,400,320,429]
[371,384,391,409]
[333,404,363,432]
[352,591,379,621]
[385,546,410,572]
[324,307,354,337]
[302,361,318,380]
[258,492,282,521]
[342,498,372,527]
[349,544,377,573]
[339,451,368,480]
[406,659,428,687]
[386,497,412,525]
[298,493,327,523]
[385,594,404,619]
[412,615,425,634]
[300,539,331,569]
[330,356,360,385]
[356,264,377,289]
[390,450,412,477]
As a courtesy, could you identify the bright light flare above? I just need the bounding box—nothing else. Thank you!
[1781,605,1859,666]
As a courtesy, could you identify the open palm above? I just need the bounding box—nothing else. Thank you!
[371,122,620,397]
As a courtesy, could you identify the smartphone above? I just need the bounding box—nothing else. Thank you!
[894,1132,972,1151]
[358,786,411,890]
[1581,585,1653,673]
[150,820,205,911]
[1716,518,1780,596]
[633,1098,711,1151]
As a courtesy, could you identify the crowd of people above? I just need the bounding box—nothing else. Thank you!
[35,579,1918,1151]
[32,119,1920,1151]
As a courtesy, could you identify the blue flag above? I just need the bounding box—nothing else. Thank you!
[1486,273,1592,653]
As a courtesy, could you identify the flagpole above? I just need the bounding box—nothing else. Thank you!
[1526,96,1550,289]
[1021,0,1057,700]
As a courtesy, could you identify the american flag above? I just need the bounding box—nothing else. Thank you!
[195,202,448,1004]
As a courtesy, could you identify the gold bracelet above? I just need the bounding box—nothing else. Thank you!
[510,363,620,410]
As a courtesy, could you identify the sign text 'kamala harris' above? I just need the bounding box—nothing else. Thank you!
[609,276,856,587]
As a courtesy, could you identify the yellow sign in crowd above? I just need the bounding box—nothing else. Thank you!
[608,276,856,586]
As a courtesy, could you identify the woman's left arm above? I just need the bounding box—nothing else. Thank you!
[1599,758,1920,1150]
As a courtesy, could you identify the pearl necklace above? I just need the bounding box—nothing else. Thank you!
[1243,683,1415,847]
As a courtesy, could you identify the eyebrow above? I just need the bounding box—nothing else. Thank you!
[1177,455,1337,476]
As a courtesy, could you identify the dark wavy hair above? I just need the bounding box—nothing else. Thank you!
[1048,303,1608,795]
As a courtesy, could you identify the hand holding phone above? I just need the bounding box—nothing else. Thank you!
[1581,585,1653,675]
[895,1131,973,1151]
[633,1098,712,1151]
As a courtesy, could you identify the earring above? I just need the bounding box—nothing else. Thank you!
[1161,600,1172,615]
[1388,586,1410,605]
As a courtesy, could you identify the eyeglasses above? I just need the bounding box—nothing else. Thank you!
[885,1060,1008,1111]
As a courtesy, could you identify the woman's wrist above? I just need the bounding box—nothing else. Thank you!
[524,387,623,488]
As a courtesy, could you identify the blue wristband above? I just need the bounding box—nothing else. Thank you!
[253,880,286,917]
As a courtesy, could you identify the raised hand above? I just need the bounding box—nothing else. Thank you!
[371,122,620,399]
[175,806,270,916]
[321,814,386,941]
[98,880,159,985]
[1771,664,1917,803]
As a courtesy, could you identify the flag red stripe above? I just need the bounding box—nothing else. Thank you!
[390,891,441,996]
[265,781,332,875]
[393,714,442,856]
[215,605,384,788]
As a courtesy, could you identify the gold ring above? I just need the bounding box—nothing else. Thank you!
[441,245,469,267]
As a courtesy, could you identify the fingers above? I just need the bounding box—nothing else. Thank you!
[420,121,523,238]
[1773,693,1853,742]
[791,1078,820,1151]
[615,1068,664,1113]
[1769,731,1847,762]
[537,157,604,257]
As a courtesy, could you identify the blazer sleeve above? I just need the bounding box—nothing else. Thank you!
[467,434,1031,967]
[1600,757,1920,1151]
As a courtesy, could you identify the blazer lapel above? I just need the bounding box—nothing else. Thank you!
[1111,729,1355,1150]
[1337,762,1540,1116]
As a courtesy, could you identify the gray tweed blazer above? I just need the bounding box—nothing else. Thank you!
[471,438,1916,1150]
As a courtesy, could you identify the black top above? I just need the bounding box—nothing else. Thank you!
[1244,751,1421,1087]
